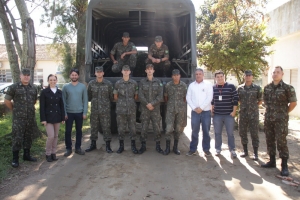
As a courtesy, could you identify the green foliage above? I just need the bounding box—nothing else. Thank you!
[197,0,276,84]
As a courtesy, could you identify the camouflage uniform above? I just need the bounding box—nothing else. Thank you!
[164,81,187,140]
[110,42,137,72]
[5,82,38,151]
[238,83,262,148]
[114,79,138,140]
[146,44,171,75]
[139,78,163,141]
[263,80,297,159]
[88,79,113,142]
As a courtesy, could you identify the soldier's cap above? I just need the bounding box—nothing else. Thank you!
[21,68,30,75]
[172,69,180,75]
[155,36,163,42]
[145,64,154,69]
[123,32,130,37]
[122,65,130,71]
[244,70,253,76]
[95,66,104,72]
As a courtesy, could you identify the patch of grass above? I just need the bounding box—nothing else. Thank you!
[0,102,91,183]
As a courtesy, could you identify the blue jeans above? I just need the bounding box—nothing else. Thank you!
[190,110,211,152]
[213,114,235,151]
[65,112,83,150]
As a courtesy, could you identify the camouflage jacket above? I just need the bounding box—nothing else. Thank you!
[5,82,37,118]
[164,81,187,113]
[237,83,262,118]
[148,44,169,59]
[139,77,163,111]
[113,79,138,114]
[110,42,137,59]
[263,80,297,121]
[88,79,113,113]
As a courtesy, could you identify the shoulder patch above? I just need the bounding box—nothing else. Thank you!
[165,50,169,53]
[160,83,163,86]
[136,86,139,90]
[291,88,295,92]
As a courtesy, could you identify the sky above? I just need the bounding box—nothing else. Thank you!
[0,0,292,44]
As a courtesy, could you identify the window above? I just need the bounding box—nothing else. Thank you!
[34,69,43,83]
[0,69,12,82]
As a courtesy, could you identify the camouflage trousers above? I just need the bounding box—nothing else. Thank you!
[90,112,112,142]
[165,110,187,140]
[116,113,137,140]
[264,120,289,159]
[140,108,162,142]
[11,117,35,151]
[112,54,137,73]
[146,58,170,76]
[238,115,259,147]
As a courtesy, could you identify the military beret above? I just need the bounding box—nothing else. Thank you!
[244,70,253,76]
[155,36,163,42]
[95,66,104,72]
[172,69,180,75]
[21,68,30,75]
[122,65,130,71]
[123,32,130,37]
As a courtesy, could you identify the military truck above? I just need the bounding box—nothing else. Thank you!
[85,0,198,132]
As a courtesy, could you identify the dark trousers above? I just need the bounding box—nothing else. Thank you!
[65,112,83,150]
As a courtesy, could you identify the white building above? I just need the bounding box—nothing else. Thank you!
[267,0,300,117]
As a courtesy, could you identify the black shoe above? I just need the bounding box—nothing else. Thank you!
[85,140,97,152]
[106,141,113,153]
[64,149,72,157]
[186,151,196,156]
[75,148,85,155]
[204,151,212,156]
[138,141,146,154]
[164,140,171,155]
[46,155,53,162]
[156,141,164,154]
[261,155,276,168]
[131,140,138,154]
[23,149,37,162]
[253,147,258,161]
[172,140,180,155]
[117,140,124,154]
[51,154,58,161]
[11,151,19,168]
[240,144,248,158]
[281,158,289,176]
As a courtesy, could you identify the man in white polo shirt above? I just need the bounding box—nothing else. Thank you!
[186,68,213,156]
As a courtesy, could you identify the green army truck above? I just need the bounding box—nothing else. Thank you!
[85,0,198,133]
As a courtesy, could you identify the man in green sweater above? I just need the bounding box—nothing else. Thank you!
[62,68,88,156]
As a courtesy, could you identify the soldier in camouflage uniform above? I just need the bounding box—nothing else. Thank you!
[146,36,171,77]
[138,64,164,154]
[237,70,262,160]
[163,69,187,155]
[261,66,297,176]
[113,65,139,154]
[86,66,114,153]
[110,32,137,73]
[4,68,38,168]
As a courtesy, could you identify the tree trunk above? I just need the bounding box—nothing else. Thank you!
[15,0,36,84]
[0,0,20,83]
[75,1,87,84]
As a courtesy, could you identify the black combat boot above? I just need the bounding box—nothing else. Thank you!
[138,141,146,154]
[164,140,171,155]
[51,154,58,161]
[117,140,124,154]
[106,141,113,153]
[12,151,19,168]
[253,147,258,161]
[85,140,97,152]
[281,158,289,176]
[46,155,53,162]
[156,141,164,154]
[23,149,37,162]
[240,144,248,158]
[261,155,276,168]
[173,140,180,155]
[131,140,138,154]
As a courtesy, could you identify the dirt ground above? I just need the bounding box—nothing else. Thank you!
[1,115,300,200]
